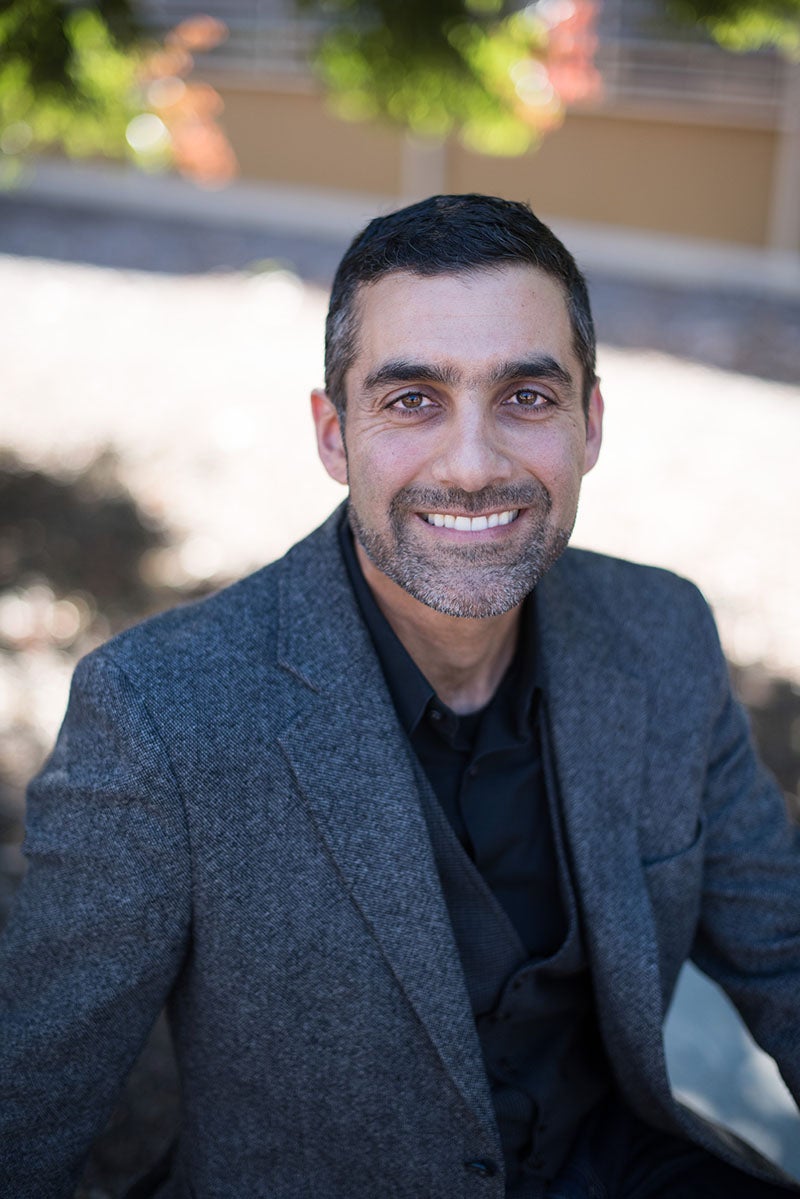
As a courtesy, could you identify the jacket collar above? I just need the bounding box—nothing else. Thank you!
[276,508,674,1126]
[535,552,675,1120]
[276,505,499,1133]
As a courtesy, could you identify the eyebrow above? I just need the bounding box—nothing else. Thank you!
[490,356,574,390]
[361,354,574,393]
[362,360,460,391]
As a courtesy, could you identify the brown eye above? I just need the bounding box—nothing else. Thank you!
[391,392,431,411]
[514,389,546,406]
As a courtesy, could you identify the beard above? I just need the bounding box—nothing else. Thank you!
[348,481,573,618]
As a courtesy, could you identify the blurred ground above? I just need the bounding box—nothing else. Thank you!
[0,192,798,1195]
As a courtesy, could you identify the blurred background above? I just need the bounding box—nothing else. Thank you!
[1,0,799,1194]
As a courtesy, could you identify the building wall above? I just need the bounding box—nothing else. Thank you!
[210,78,781,249]
[216,83,405,196]
[453,110,777,248]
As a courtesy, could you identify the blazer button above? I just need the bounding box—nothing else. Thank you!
[464,1158,498,1178]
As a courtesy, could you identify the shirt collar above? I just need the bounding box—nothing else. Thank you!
[338,506,541,738]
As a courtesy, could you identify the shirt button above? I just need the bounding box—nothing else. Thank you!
[467,764,479,777]
[429,708,442,722]
[464,1159,498,1178]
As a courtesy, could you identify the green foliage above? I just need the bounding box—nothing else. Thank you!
[668,0,800,52]
[0,0,149,178]
[297,0,553,155]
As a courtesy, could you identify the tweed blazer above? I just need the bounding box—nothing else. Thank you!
[1,507,799,1198]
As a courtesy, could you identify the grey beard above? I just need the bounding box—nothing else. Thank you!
[348,482,573,618]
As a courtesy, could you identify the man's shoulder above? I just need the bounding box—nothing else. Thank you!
[547,546,715,658]
[538,549,728,720]
[81,508,346,687]
[556,545,706,607]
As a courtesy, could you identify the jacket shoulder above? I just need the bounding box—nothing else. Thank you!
[76,507,346,694]
[550,546,718,661]
[558,546,707,607]
[85,560,281,683]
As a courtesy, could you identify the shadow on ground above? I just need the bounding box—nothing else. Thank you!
[588,273,800,389]
[0,452,215,865]
[0,195,348,287]
[0,452,798,1195]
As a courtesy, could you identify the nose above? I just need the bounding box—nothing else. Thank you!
[430,403,513,494]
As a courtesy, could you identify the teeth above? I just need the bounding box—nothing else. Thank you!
[423,509,519,530]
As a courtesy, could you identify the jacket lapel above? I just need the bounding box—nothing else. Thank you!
[537,556,677,1123]
[274,510,496,1130]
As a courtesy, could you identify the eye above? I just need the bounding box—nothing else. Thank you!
[389,392,434,412]
[508,387,551,409]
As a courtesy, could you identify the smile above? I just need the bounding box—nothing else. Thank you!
[421,509,520,531]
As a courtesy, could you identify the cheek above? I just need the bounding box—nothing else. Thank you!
[526,434,585,497]
[351,435,426,497]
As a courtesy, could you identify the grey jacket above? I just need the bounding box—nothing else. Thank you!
[1,508,799,1198]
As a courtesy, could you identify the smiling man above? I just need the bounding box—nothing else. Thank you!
[1,195,799,1199]
[312,261,601,716]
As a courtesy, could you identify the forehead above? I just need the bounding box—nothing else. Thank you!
[349,265,575,380]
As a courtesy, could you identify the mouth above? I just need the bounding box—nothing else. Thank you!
[420,508,521,531]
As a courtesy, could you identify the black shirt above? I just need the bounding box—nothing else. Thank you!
[338,515,565,962]
[338,513,610,1192]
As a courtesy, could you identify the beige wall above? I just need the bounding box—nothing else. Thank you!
[213,80,779,248]
[216,84,404,195]
[454,113,776,247]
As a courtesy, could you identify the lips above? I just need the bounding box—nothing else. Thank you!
[421,509,520,531]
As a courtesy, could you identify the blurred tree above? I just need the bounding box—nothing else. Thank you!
[1,0,794,182]
[669,0,799,51]
[298,0,796,161]
[297,0,602,155]
[0,0,237,183]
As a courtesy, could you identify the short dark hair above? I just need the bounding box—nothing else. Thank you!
[325,193,596,418]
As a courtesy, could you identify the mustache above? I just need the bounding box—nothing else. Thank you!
[390,481,551,515]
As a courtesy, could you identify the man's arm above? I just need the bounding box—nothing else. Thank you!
[692,601,800,1105]
[0,650,191,1198]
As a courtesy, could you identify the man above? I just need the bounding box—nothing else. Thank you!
[1,194,798,1198]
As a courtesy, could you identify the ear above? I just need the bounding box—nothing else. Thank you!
[582,381,604,476]
[311,388,348,486]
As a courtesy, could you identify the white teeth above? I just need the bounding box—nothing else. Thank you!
[424,509,520,530]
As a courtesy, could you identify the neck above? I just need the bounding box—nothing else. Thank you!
[355,543,521,714]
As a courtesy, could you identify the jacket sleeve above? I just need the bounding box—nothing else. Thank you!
[691,599,800,1108]
[0,650,192,1199]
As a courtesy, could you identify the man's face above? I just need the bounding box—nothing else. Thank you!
[313,265,603,618]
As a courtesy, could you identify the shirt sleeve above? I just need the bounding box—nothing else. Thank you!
[0,649,192,1199]
[691,599,800,1108]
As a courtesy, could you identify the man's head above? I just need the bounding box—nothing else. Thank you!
[313,194,603,620]
[325,193,597,420]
